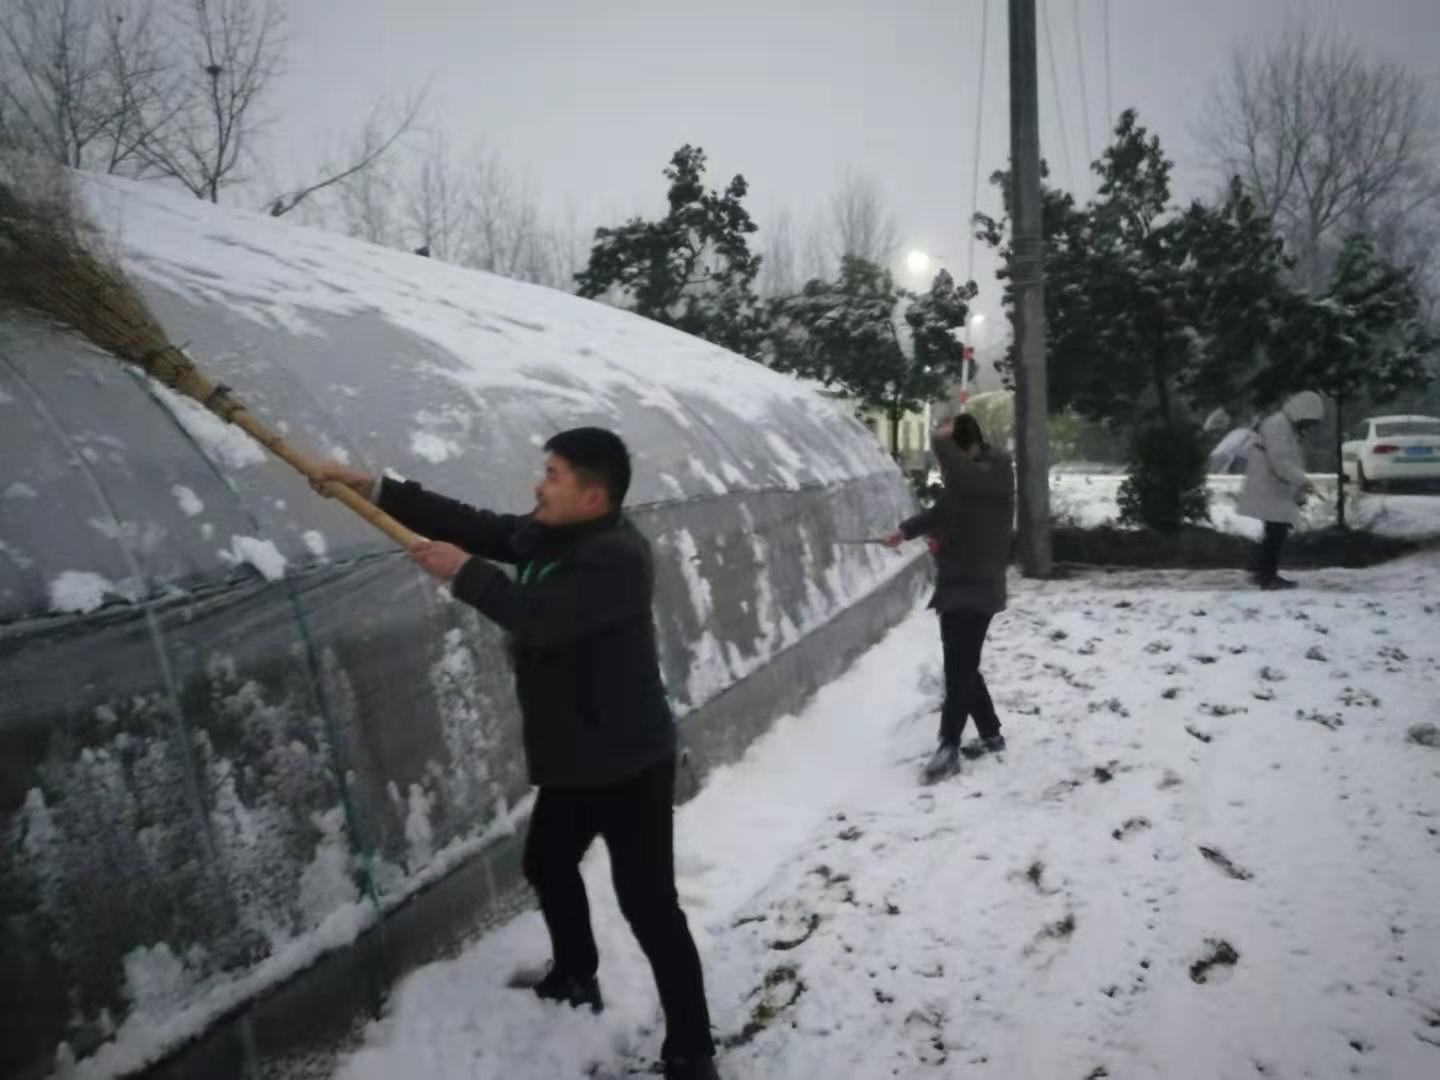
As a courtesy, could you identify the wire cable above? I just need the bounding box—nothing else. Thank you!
[1040,0,1076,192]
[966,0,990,285]
[1072,0,1093,187]
[1104,0,1114,132]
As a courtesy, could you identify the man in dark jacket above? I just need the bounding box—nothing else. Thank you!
[313,428,719,1080]
[884,414,1015,781]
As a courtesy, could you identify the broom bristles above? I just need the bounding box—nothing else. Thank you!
[0,156,426,549]
[1,157,219,401]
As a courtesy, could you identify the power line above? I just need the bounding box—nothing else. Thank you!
[1039,0,1075,192]
[1072,0,1093,186]
[1104,0,1113,132]
[966,0,990,285]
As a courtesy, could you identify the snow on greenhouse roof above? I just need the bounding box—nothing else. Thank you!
[79,173,882,477]
[0,173,896,622]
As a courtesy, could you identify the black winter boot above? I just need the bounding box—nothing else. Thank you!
[923,742,960,782]
[663,1055,721,1080]
[532,967,603,1013]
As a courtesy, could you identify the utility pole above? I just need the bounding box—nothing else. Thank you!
[1008,0,1053,576]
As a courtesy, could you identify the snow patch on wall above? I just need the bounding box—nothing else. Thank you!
[764,433,806,490]
[171,485,204,517]
[0,538,34,571]
[302,530,328,559]
[21,787,58,857]
[122,943,193,1017]
[297,807,359,929]
[147,380,267,469]
[673,530,713,623]
[719,461,748,487]
[427,628,498,816]
[410,431,462,464]
[219,536,288,580]
[49,570,116,614]
[404,784,435,873]
[687,457,728,496]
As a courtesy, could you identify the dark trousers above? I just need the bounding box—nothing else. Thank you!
[1258,522,1292,581]
[938,610,1001,746]
[523,754,714,1059]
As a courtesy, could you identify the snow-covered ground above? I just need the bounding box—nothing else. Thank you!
[333,554,1440,1080]
[1052,472,1440,540]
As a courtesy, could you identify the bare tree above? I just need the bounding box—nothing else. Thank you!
[465,146,547,279]
[137,0,285,202]
[401,135,468,261]
[336,139,400,247]
[757,205,799,298]
[827,166,901,268]
[799,212,832,282]
[98,1,178,173]
[541,196,586,292]
[0,0,173,173]
[265,91,423,218]
[1202,22,1440,288]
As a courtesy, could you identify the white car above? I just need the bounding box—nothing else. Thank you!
[1341,415,1440,490]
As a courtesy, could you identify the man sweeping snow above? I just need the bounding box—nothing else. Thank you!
[313,429,721,1080]
[883,415,1015,782]
[1236,391,1323,590]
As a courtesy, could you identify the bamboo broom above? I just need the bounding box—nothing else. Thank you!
[0,162,423,549]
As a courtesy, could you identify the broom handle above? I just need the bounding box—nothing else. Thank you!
[226,410,426,548]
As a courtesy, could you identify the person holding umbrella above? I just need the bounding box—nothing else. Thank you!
[1236,390,1323,590]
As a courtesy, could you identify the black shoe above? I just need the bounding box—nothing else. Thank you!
[1258,576,1297,591]
[663,1056,721,1080]
[923,742,960,781]
[532,967,603,1013]
[981,734,1007,754]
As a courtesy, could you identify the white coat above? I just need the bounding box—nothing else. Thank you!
[1237,391,1324,526]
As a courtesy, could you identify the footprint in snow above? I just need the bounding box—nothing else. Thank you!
[1088,698,1131,718]
[1111,816,1152,841]
[1297,709,1344,731]
[902,1005,949,1066]
[1198,845,1253,880]
[1339,687,1381,708]
[721,964,805,1049]
[1200,702,1248,717]
[1016,859,1061,895]
[1188,939,1240,984]
[1024,913,1078,959]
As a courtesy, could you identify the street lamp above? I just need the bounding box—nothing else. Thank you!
[906,250,934,276]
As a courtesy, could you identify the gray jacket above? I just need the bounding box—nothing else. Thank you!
[901,435,1015,614]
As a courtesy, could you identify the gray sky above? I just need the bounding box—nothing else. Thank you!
[276,0,1440,330]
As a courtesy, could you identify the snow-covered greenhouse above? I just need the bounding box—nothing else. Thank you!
[0,174,927,1079]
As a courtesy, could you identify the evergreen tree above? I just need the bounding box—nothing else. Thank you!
[575,145,765,358]
[978,110,1303,531]
[768,256,975,455]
